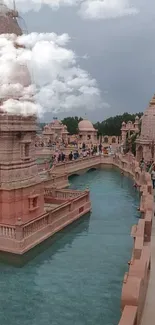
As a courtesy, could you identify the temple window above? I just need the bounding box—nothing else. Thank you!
[21,142,31,160]
[25,143,30,157]
[79,135,82,139]
[29,195,39,211]
[112,137,116,143]
[104,137,108,143]
[87,135,91,140]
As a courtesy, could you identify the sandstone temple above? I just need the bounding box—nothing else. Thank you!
[0,2,155,325]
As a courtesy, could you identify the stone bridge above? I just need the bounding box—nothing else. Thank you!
[51,155,114,176]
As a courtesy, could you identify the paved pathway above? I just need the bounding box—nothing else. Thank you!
[141,196,155,325]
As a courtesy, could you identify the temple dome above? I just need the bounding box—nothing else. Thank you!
[78,119,95,132]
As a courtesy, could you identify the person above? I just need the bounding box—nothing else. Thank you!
[73,150,79,160]
[82,142,86,150]
[151,166,155,189]
[99,143,102,153]
[61,152,65,162]
[140,158,145,171]
[83,150,87,158]
[69,151,73,161]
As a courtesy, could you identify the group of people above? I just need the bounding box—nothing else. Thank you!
[50,143,113,164]
[139,158,155,189]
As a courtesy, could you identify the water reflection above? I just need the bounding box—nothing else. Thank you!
[0,214,90,267]
[0,168,139,325]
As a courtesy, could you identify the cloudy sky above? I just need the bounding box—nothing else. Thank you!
[17,0,155,121]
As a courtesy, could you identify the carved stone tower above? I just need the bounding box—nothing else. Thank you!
[0,3,44,225]
[136,95,155,162]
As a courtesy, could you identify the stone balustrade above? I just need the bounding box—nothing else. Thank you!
[114,153,153,325]
[0,189,90,254]
[50,154,113,176]
[40,171,69,189]
[44,188,84,199]
[0,225,16,238]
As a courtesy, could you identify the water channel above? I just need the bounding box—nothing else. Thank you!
[0,168,139,325]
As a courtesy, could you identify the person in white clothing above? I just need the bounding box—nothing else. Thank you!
[151,166,155,189]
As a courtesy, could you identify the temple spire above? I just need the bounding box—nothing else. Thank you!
[149,94,155,107]
[0,0,18,17]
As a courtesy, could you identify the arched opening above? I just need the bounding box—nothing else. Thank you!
[87,168,97,173]
[68,174,79,180]
[112,137,116,144]
[104,136,108,143]
[137,146,143,162]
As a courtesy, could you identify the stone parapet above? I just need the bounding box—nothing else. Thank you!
[0,189,91,254]
[113,154,153,325]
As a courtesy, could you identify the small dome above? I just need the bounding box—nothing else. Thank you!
[122,121,126,126]
[135,115,139,120]
[78,119,95,131]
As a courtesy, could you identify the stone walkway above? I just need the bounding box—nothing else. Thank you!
[141,197,155,325]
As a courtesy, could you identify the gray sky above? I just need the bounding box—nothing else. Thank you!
[21,0,155,122]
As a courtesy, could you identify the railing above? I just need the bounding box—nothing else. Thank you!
[20,191,90,244]
[23,214,49,238]
[0,190,90,245]
[51,154,113,175]
[114,153,153,325]
[44,188,84,199]
[0,225,16,238]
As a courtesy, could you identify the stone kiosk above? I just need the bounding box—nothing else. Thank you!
[78,119,98,145]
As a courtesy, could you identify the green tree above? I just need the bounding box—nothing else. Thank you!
[38,122,46,130]
[61,116,83,135]
[93,112,142,136]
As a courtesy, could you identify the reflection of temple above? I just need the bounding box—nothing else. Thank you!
[121,117,139,144]
[78,119,98,145]
[43,118,68,145]
[136,95,155,162]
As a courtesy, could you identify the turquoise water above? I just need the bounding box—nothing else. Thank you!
[0,168,139,325]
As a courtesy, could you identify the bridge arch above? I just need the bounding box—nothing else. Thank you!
[68,174,80,179]
[87,167,97,173]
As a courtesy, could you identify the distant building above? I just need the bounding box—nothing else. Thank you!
[43,119,69,145]
[136,95,155,161]
[78,119,98,145]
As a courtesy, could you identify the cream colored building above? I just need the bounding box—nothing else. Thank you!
[78,119,98,145]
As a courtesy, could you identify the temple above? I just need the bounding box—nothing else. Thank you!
[136,95,155,161]
[78,119,98,145]
[0,3,91,254]
[121,117,140,144]
[42,118,69,146]
[0,2,155,325]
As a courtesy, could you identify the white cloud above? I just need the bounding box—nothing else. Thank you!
[0,32,105,116]
[2,0,139,20]
[79,0,139,20]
